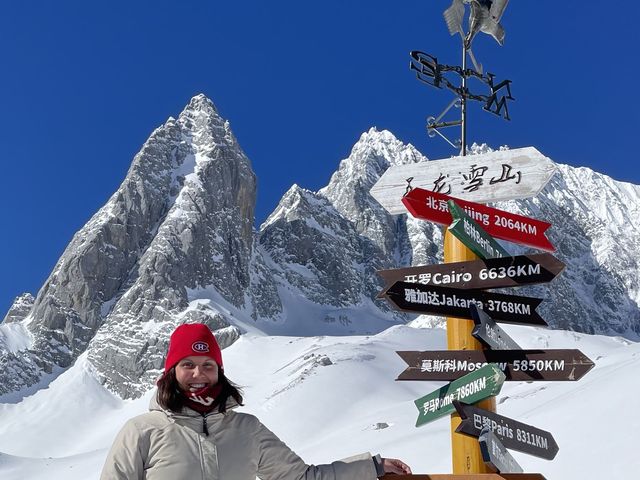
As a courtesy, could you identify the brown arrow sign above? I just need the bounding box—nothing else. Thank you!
[377,253,564,296]
[396,349,594,381]
[383,282,547,326]
[454,401,559,460]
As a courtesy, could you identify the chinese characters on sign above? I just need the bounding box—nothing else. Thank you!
[376,253,565,295]
[432,162,521,195]
[369,147,558,214]
[402,188,555,251]
[395,349,595,381]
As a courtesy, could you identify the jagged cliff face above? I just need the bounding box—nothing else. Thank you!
[493,166,640,338]
[251,129,443,335]
[85,96,255,397]
[252,129,437,334]
[318,129,443,267]
[1,95,639,401]
[256,184,397,332]
[0,95,254,398]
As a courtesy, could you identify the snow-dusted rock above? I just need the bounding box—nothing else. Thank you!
[1,293,34,324]
[494,163,640,338]
[0,95,255,398]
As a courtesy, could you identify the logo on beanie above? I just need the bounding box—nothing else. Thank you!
[192,341,210,353]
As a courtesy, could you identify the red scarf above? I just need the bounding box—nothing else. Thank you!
[182,384,223,414]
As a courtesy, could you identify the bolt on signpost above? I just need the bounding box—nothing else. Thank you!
[416,1,511,474]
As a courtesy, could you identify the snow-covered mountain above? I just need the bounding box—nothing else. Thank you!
[1,93,640,404]
[0,325,637,479]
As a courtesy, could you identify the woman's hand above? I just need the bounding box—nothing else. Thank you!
[381,458,412,475]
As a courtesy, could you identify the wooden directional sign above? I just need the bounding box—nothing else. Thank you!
[379,476,547,480]
[448,200,510,259]
[479,428,524,474]
[454,401,559,460]
[370,146,557,215]
[384,282,547,326]
[402,188,554,252]
[470,304,521,350]
[396,349,594,381]
[414,363,505,426]
[376,253,565,295]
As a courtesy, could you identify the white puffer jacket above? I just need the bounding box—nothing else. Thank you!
[100,396,379,480]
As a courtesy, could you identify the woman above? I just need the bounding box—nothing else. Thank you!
[101,323,412,479]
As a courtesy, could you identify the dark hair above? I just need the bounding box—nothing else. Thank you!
[156,368,244,413]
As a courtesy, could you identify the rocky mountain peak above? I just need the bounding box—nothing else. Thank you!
[1,293,35,324]
[319,129,425,219]
[261,184,323,228]
[183,93,219,116]
[322,128,425,197]
[175,93,241,158]
[0,94,256,399]
[315,129,427,262]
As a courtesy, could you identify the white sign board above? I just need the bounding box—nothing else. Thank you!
[370,147,557,215]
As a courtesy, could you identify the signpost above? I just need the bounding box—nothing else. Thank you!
[376,3,574,476]
[383,282,547,326]
[470,305,521,350]
[401,188,555,252]
[448,200,510,259]
[396,349,594,381]
[370,147,557,215]
[377,253,565,294]
[414,363,505,426]
[479,428,524,474]
[453,401,559,460]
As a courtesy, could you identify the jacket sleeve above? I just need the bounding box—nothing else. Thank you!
[100,419,148,480]
[255,421,378,480]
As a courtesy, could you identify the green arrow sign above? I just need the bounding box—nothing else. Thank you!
[448,200,510,260]
[414,363,505,427]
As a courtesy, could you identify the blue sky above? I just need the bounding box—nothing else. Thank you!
[1,1,638,316]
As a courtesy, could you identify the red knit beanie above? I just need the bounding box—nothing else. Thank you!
[163,323,223,373]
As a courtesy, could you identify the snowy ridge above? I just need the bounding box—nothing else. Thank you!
[490,162,640,338]
[256,184,405,334]
[319,128,435,263]
[2,94,640,406]
[0,322,32,354]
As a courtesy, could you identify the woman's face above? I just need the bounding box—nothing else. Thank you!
[175,356,219,392]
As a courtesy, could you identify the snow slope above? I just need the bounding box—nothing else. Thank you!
[0,324,636,479]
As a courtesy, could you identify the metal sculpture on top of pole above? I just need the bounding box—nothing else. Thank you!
[410,0,512,157]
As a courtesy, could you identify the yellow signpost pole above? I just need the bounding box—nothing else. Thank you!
[444,229,497,473]
[444,31,498,472]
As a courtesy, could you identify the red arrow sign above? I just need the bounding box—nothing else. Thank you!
[402,188,554,252]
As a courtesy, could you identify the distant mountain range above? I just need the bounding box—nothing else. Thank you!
[1,94,639,400]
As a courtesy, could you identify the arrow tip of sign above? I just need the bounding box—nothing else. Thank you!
[452,399,467,418]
